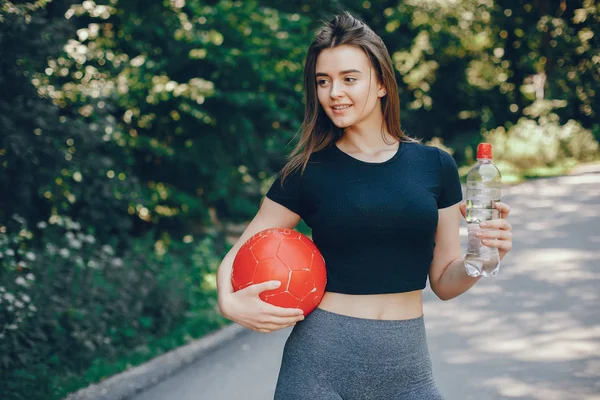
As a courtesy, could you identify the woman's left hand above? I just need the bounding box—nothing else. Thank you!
[460,201,513,261]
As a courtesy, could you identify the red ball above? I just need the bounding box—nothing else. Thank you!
[231,228,327,316]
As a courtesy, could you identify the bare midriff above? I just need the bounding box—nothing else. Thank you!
[317,290,424,320]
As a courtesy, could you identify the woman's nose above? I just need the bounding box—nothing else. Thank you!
[329,81,343,98]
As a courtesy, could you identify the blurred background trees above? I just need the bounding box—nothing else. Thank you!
[1,0,598,398]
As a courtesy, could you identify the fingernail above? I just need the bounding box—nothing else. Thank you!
[272,281,281,288]
[480,222,488,228]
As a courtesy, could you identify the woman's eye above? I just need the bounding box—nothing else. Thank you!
[317,77,355,86]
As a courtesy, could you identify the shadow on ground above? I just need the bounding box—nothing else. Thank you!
[424,173,600,400]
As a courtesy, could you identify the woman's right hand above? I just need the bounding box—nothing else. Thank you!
[219,280,305,334]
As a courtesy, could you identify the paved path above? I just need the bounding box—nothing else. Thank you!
[133,172,600,400]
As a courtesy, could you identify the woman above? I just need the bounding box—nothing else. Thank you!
[217,12,513,399]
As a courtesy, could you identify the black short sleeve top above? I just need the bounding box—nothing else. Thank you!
[265,141,463,295]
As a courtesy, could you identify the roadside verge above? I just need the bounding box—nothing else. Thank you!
[64,323,246,400]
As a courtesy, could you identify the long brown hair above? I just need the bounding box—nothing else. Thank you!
[279,12,419,184]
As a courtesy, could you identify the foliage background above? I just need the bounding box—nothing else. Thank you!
[1,0,598,398]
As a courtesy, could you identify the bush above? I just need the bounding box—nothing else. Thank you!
[482,100,600,170]
[0,214,227,400]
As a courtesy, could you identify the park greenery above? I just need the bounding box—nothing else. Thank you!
[1,0,598,398]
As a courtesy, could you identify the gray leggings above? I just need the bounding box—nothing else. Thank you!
[274,307,444,399]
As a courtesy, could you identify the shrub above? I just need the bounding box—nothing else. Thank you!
[0,214,226,400]
[483,100,600,170]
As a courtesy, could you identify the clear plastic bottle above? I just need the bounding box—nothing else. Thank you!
[464,143,502,277]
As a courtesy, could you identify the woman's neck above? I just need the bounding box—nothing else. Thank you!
[339,120,397,154]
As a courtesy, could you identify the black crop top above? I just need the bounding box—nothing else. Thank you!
[265,141,463,295]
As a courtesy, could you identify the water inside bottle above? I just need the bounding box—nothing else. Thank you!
[465,182,501,277]
[465,224,500,277]
[465,182,501,224]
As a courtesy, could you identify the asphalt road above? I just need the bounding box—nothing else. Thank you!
[133,172,600,400]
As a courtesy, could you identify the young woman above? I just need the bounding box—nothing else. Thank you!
[217,12,513,399]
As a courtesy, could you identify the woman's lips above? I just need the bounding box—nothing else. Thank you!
[331,104,352,115]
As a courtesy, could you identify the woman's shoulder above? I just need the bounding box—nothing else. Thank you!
[401,140,440,158]
[301,145,334,169]
[401,139,431,149]
[401,141,461,174]
[280,147,330,181]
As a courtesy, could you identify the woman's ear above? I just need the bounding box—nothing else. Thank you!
[378,86,387,98]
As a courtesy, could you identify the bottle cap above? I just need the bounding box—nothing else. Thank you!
[477,143,492,159]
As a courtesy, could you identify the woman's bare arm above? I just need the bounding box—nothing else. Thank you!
[216,197,304,332]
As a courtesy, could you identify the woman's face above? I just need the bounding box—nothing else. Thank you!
[315,44,386,129]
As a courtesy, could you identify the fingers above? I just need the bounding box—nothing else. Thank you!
[242,280,282,296]
[494,201,511,219]
[259,315,304,330]
[251,314,304,334]
[479,219,512,231]
[235,281,306,333]
[255,323,297,334]
[476,228,512,241]
[268,315,305,325]
[476,209,513,252]
[254,305,305,333]
[240,282,304,317]
[476,225,512,251]
[480,237,513,252]
[264,303,305,317]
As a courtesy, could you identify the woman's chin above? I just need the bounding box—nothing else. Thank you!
[333,122,350,129]
[330,116,354,129]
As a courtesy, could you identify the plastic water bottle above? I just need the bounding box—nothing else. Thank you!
[464,143,502,277]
